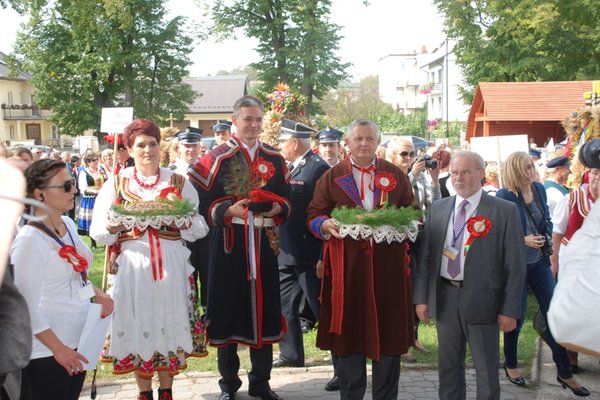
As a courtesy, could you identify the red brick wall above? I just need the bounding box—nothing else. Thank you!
[473,121,565,146]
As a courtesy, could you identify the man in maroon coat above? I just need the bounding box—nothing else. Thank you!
[307,119,415,400]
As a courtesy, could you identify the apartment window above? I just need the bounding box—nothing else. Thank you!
[7,92,13,105]
[9,125,15,140]
[52,125,59,139]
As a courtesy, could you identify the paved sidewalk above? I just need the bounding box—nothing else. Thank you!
[80,364,537,399]
[535,339,600,400]
[80,337,600,399]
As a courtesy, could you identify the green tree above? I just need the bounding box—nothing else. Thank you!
[202,0,349,115]
[318,75,428,136]
[0,0,22,12]
[10,0,195,134]
[319,75,390,127]
[434,0,600,103]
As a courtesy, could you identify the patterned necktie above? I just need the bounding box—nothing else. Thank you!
[447,199,469,278]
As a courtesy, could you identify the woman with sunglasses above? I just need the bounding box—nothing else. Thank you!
[90,119,209,400]
[11,159,114,400]
[77,151,107,248]
[496,151,590,396]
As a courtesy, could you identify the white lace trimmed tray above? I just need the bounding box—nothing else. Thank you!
[338,220,421,244]
[107,208,194,231]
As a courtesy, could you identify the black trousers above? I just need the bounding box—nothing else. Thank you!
[187,231,212,310]
[278,263,321,366]
[24,356,85,400]
[217,344,272,394]
[337,353,400,400]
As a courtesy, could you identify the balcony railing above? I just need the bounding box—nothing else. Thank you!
[2,107,53,120]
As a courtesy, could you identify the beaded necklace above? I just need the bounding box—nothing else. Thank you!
[133,168,161,189]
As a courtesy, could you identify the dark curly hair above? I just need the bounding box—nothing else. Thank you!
[24,159,68,200]
[432,148,451,170]
[123,118,161,149]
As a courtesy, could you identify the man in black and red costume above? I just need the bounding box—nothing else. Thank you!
[189,95,291,400]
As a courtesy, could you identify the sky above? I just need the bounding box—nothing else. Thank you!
[0,0,446,81]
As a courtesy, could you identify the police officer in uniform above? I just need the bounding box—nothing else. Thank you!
[212,120,233,146]
[317,127,343,167]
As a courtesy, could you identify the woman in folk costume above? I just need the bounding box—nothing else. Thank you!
[90,119,209,400]
[77,151,107,248]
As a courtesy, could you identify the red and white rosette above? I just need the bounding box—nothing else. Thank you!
[374,172,397,206]
[463,215,492,256]
[253,157,275,186]
[58,244,88,281]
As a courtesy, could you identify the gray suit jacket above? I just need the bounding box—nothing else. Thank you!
[413,191,526,323]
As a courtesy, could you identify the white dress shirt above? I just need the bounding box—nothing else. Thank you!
[350,157,376,211]
[440,189,484,281]
[242,141,259,160]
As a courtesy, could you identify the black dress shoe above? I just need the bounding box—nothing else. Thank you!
[324,376,340,391]
[219,392,235,400]
[557,376,590,397]
[248,388,283,400]
[272,358,299,368]
[503,366,527,387]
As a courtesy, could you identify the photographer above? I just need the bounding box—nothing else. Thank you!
[386,137,441,211]
[496,152,588,396]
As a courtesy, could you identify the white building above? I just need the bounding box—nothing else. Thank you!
[0,51,57,147]
[378,47,430,115]
[419,39,469,124]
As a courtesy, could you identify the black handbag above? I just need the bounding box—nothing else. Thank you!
[533,308,551,345]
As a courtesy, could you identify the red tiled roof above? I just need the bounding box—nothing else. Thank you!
[473,81,594,121]
[466,81,595,141]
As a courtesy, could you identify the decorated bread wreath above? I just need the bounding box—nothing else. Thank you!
[331,206,423,244]
[108,187,196,230]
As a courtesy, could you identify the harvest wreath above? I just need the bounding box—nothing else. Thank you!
[107,187,196,230]
[331,206,422,244]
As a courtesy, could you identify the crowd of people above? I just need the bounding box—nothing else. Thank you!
[0,94,599,400]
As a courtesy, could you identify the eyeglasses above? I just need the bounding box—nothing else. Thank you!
[396,151,415,158]
[449,168,482,178]
[46,179,76,192]
[90,158,98,162]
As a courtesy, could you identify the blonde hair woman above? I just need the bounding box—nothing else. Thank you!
[497,152,589,396]
[482,162,499,195]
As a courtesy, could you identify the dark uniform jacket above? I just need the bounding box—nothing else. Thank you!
[278,151,330,266]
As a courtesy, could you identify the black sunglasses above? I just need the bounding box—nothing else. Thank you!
[397,151,415,158]
[47,179,76,192]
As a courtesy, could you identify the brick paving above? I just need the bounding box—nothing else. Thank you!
[79,338,600,399]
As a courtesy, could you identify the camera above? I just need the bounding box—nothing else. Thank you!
[421,154,438,170]
[540,234,553,257]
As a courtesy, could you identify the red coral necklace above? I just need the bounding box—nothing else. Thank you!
[133,168,161,189]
